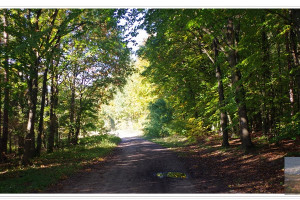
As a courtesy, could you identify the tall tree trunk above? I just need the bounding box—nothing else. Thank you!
[285,31,295,117]
[261,14,271,134]
[54,114,59,147]
[44,90,49,149]
[69,69,76,144]
[48,89,55,153]
[276,28,283,135]
[1,11,9,158]
[22,9,42,165]
[48,61,56,153]
[54,72,59,148]
[37,9,60,154]
[48,55,60,152]
[49,77,59,151]
[54,63,59,148]
[226,17,253,150]
[290,9,300,112]
[22,65,39,165]
[0,76,2,157]
[213,39,229,147]
[36,67,48,156]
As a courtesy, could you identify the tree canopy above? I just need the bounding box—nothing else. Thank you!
[0,9,132,164]
[137,9,300,149]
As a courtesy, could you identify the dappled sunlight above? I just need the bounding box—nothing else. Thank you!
[2,8,299,193]
[170,136,288,193]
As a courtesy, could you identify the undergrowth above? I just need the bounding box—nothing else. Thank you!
[0,134,121,193]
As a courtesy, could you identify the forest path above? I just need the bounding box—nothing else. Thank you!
[47,130,196,193]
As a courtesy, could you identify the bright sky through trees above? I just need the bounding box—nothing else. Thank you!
[118,9,149,60]
[128,29,148,60]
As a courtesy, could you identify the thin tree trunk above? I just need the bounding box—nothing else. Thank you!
[213,39,229,147]
[69,68,76,144]
[74,104,82,145]
[48,96,55,153]
[54,114,59,147]
[74,118,81,145]
[72,91,83,145]
[226,17,253,150]
[44,91,49,149]
[54,72,59,148]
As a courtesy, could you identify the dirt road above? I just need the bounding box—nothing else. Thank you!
[48,130,196,193]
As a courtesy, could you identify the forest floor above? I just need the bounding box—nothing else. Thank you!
[151,132,300,193]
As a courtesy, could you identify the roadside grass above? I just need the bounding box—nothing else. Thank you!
[0,134,121,193]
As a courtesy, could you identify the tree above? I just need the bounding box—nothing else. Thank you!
[139,9,300,149]
[102,59,157,131]
[225,15,253,149]
[0,9,132,164]
[1,9,10,158]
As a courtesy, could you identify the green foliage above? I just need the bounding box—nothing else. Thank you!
[101,59,157,130]
[270,113,300,143]
[144,99,173,138]
[138,8,300,146]
[186,118,212,140]
[0,8,132,162]
[138,9,223,140]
